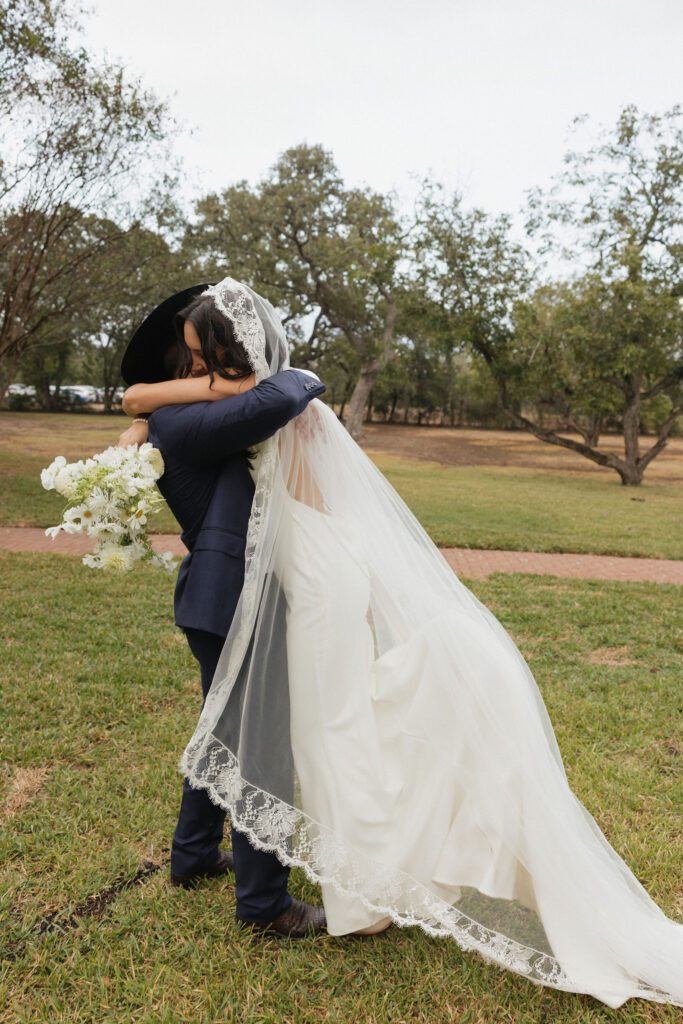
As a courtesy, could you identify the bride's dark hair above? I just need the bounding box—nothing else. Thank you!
[166,293,254,382]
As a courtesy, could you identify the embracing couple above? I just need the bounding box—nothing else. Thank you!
[114,278,683,1008]
[118,281,331,938]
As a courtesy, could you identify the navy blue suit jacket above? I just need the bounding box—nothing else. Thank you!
[148,369,326,638]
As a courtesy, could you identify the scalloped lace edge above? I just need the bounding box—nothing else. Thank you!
[179,734,675,1007]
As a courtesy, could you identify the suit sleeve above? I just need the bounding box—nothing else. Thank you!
[149,369,326,467]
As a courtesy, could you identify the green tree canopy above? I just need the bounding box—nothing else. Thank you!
[187,143,406,439]
[416,108,683,485]
[0,0,177,399]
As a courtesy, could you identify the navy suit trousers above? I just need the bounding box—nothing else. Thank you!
[171,627,292,923]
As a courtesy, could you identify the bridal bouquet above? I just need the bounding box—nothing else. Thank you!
[41,443,178,574]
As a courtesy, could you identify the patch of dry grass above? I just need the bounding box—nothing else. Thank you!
[1,766,50,819]
[588,646,637,666]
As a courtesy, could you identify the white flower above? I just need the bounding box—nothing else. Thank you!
[62,504,97,532]
[89,520,125,539]
[85,487,115,516]
[94,446,125,471]
[127,498,153,530]
[97,542,136,573]
[143,446,164,478]
[41,456,67,491]
[150,550,179,574]
[54,466,79,499]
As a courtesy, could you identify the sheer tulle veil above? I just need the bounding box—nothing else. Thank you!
[179,278,683,1008]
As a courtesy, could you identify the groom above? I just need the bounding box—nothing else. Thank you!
[119,284,327,938]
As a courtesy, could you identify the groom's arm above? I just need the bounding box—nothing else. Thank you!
[149,369,325,467]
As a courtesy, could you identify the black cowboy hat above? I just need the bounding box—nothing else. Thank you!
[120,283,215,385]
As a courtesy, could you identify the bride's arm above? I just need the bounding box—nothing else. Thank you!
[122,371,256,416]
[279,402,326,509]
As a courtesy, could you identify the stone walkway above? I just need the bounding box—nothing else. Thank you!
[1,526,681,583]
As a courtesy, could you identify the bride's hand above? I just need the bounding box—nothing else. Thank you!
[294,401,323,441]
[116,420,149,448]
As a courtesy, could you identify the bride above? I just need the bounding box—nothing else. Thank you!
[121,277,682,1008]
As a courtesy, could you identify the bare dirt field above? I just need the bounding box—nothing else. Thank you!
[359,422,683,482]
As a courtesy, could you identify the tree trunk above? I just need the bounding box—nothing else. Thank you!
[620,374,642,485]
[388,392,398,423]
[0,349,20,406]
[585,417,602,447]
[39,377,55,411]
[365,389,373,423]
[568,414,602,448]
[338,379,353,422]
[615,462,644,486]
[345,363,380,440]
[340,293,397,440]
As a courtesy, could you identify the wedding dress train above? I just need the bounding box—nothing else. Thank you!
[178,278,683,1009]
[275,492,683,1001]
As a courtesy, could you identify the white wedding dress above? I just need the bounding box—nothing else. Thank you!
[276,492,497,935]
[264,477,683,1002]
[179,278,683,1009]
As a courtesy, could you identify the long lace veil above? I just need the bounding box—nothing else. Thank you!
[179,278,682,1009]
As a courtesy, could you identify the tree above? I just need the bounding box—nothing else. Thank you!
[371,341,414,423]
[527,106,683,290]
[516,277,682,480]
[0,0,176,400]
[413,182,533,420]
[517,106,683,483]
[187,144,405,439]
[73,222,189,409]
[19,332,73,409]
[417,107,683,485]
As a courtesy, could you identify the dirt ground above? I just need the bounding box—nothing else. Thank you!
[360,422,683,482]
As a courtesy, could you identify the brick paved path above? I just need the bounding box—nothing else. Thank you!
[1,526,681,583]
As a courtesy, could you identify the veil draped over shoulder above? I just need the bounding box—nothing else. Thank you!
[179,278,683,1009]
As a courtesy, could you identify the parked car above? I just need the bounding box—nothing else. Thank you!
[59,386,89,403]
[48,385,104,403]
[74,385,103,403]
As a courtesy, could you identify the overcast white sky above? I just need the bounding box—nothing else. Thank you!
[83,0,682,223]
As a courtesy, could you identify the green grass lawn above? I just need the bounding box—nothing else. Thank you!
[1,552,680,1023]
[1,413,682,557]
[372,455,683,558]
